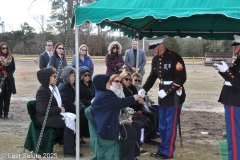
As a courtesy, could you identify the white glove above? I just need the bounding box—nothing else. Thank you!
[138,89,146,98]
[213,61,229,72]
[158,89,167,99]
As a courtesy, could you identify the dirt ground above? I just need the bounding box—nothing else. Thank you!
[0,61,226,160]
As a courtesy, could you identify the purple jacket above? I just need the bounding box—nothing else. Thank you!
[105,53,124,75]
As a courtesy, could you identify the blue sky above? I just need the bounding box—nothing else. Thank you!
[0,0,51,33]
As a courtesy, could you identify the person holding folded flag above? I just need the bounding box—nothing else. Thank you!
[138,37,187,159]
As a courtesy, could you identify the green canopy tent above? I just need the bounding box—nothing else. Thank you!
[73,1,240,158]
[75,0,240,40]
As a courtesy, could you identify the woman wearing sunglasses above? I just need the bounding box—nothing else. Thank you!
[131,72,160,146]
[79,66,95,143]
[120,72,158,153]
[91,74,141,160]
[0,42,16,119]
[71,44,94,75]
[109,73,141,160]
[48,43,67,86]
[105,41,124,75]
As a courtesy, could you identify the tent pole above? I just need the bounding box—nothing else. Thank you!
[143,37,145,52]
[75,25,80,160]
[136,32,139,74]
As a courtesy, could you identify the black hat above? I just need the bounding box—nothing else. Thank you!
[232,35,240,46]
[146,37,165,49]
[79,66,90,77]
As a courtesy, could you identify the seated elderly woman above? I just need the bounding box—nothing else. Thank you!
[58,66,87,145]
[131,72,160,145]
[91,74,141,160]
[35,67,79,157]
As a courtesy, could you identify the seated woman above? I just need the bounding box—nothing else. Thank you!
[120,72,158,145]
[91,74,141,160]
[79,66,95,108]
[79,66,95,143]
[35,67,79,157]
[131,72,159,133]
[58,66,87,145]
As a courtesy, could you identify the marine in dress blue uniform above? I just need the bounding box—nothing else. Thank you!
[139,37,186,159]
[214,35,240,160]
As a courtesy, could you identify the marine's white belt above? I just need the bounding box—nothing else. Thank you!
[224,81,232,86]
[158,80,173,85]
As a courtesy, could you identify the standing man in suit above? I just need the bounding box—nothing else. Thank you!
[125,40,146,83]
[39,40,53,69]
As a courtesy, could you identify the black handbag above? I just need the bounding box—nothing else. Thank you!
[132,112,153,135]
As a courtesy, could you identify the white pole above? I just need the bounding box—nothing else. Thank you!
[75,25,80,160]
[143,37,145,51]
[136,33,139,73]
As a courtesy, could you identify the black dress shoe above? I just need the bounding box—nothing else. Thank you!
[4,115,10,119]
[64,153,83,157]
[80,140,86,144]
[150,151,163,159]
[158,153,172,159]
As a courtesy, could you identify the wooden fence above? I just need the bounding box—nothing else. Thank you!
[13,55,237,65]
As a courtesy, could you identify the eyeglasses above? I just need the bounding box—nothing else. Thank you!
[134,79,141,82]
[51,75,57,78]
[58,47,64,50]
[84,74,91,77]
[113,80,122,83]
[47,44,53,46]
[112,47,118,49]
[124,78,132,81]
[81,49,87,51]
[1,47,8,50]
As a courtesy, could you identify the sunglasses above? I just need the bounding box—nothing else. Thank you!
[124,78,132,82]
[112,47,118,49]
[113,80,122,83]
[1,47,8,50]
[51,75,57,78]
[58,47,64,50]
[47,44,53,46]
[134,79,141,82]
[81,49,87,51]
[84,74,91,77]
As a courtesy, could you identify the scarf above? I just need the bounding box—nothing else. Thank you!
[110,86,134,116]
[0,55,12,66]
[110,86,125,98]
[49,85,76,132]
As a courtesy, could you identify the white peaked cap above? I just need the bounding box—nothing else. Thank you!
[232,35,240,46]
[145,37,165,49]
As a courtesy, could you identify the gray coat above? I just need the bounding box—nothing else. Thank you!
[124,49,146,76]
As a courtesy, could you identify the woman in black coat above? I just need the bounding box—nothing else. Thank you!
[0,42,16,119]
[58,66,87,144]
[48,42,67,86]
[79,66,95,108]
[35,67,79,157]
[120,72,158,143]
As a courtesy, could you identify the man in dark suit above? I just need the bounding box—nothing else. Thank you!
[124,40,146,83]
[39,40,53,69]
